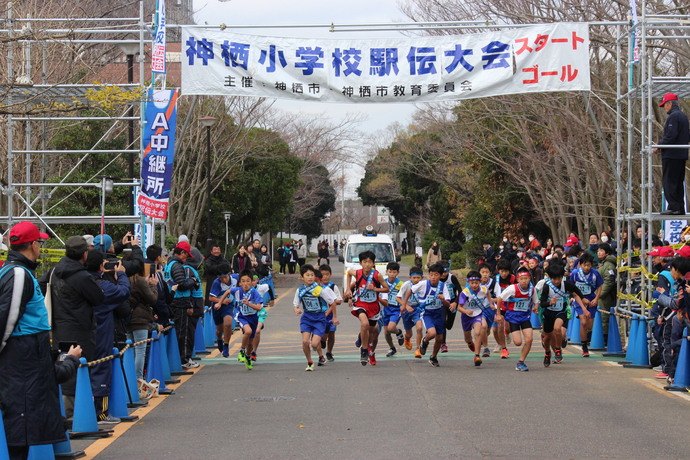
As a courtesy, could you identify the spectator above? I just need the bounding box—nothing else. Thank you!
[426,241,442,268]
[286,243,298,274]
[257,244,272,278]
[318,241,330,266]
[126,268,159,380]
[277,242,286,274]
[0,222,68,459]
[146,245,173,327]
[655,92,689,215]
[401,237,408,254]
[296,239,307,268]
[565,232,580,251]
[597,243,617,333]
[204,244,230,305]
[528,232,541,251]
[231,244,251,274]
[40,236,104,417]
[178,234,203,269]
[85,249,131,425]
[93,232,145,277]
[585,233,601,266]
[245,243,259,270]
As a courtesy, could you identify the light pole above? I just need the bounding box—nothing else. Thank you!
[223,211,232,258]
[199,116,217,254]
[98,176,115,249]
[117,43,139,231]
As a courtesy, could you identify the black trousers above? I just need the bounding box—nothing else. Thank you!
[172,303,195,363]
[662,157,686,212]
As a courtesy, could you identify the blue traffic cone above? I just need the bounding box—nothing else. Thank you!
[146,331,173,395]
[194,317,209,354]
[569,314,581,344]
[530,311,541,329]
[589,310,606,351]
[167,327,189,375]
[28,444,55,460]
[70,358,110,438]
[108,348,138,422]
[621,315,638,365]
[53,385,85,458]
[626,315,651,368]
[0,409,9,460]
[603,308,625,356]
[204,309,216,348]
[158,333,179,385]
[666,328,690,391]
[121,340,143,407]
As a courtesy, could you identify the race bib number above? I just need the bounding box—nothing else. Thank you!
[359,289,377,302]
[387,292,399,305]
[547,297,565,312]
[425,297,442,310]
[239,303,255,315]
[303,297,322,312]
[469,298,485,311]
[576,282,592,296]
[513,300,531,312]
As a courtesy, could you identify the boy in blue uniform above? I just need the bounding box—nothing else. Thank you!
[497,267,538,371]
[405,263,451,367]
[439,261,460,353]
[210,272,236,357]
[398,266,424,358]
[319,265,342,362]
[216,270,263,370]
[568,252,604,357]
[379,262,405,357]
[251,275,271,361]
[293,264,337,371]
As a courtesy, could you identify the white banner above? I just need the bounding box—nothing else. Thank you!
[152,0,166,74]
[181,23,589,103]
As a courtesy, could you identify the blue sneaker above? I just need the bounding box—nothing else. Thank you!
[515,361,529,372]
[222,343,229,358]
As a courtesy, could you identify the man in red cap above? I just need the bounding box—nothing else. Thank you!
[0,222,78,459]
[655,93,690,215]
[163,240,201,368]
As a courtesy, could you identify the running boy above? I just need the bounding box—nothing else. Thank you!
[343,251,389,366]
[535,264,585,367]
[491,259,514,358]
[455,270,492,366]
[496,267,538,371]
[397,266,424,358]
[319,265,341,362]
[405,263,451,367]
[293,265,337,371]
[209,271,237,357]
[379,262,405,357]
[250,275,271,361]
[568,252,603,357]
[439,261,460,353]
[216,270,263,370]
[479,264,506,358]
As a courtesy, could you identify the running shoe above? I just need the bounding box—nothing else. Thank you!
[467,342,475,352]
[396,329,405,346]
[321,339,327,349]
[543,353,551,368]
[652,365,663,372]
[582,343,590,358]
[222,343,229,358]
[414,349,422,359]
[386,348,397,357]
[305,362,315,371]
[505,333,512,344]
[420,339,429,356]
[554,349,563,364]
[500,348,509,359]
[515,361,529,372]
[360,348,368,366]
[369,352,377,366]
[482,347,491,358]
[440,344,448,353]
[326,352,334,362]
[250,351,257,362]
[245,357,253,370]
[404,339,413,350]
[318,356,326,366]
[655,372,669,379]
[237,350,247,364]
[97,414,121,426]
[429,356,440,367]
[493,345,502,354]
[355,334,362,348]
[474,355,482,367]
[182,359,200,369]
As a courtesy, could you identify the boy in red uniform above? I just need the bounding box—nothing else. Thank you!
[496,267,538,371]
[343,250,389,366]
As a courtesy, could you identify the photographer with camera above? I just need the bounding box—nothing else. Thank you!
[93,232,145,277]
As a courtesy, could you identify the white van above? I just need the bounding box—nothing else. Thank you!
[339,226,399,291]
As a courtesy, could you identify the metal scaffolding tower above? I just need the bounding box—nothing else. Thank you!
[0,2,147,244]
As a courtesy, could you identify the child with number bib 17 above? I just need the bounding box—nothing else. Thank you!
[496,267,538,372]
[343,251,389,366]
[568,252,603,357]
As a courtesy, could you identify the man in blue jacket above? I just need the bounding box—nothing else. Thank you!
[656,92,690,215]
[0,222,63,460]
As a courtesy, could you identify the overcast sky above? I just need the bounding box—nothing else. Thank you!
[191,0,421,196]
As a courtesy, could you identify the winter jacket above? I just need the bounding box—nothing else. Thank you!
[126,275,158,331]
[231,253,251,273]
[659,106,689,160]
[0,251,65,447]
[109,243,145,278]
[204,254,230,278]
[426,248,442,267]
[39,256,104,361]
[598,254,618,310]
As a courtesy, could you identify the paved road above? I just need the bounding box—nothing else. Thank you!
[75,259,689,459]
